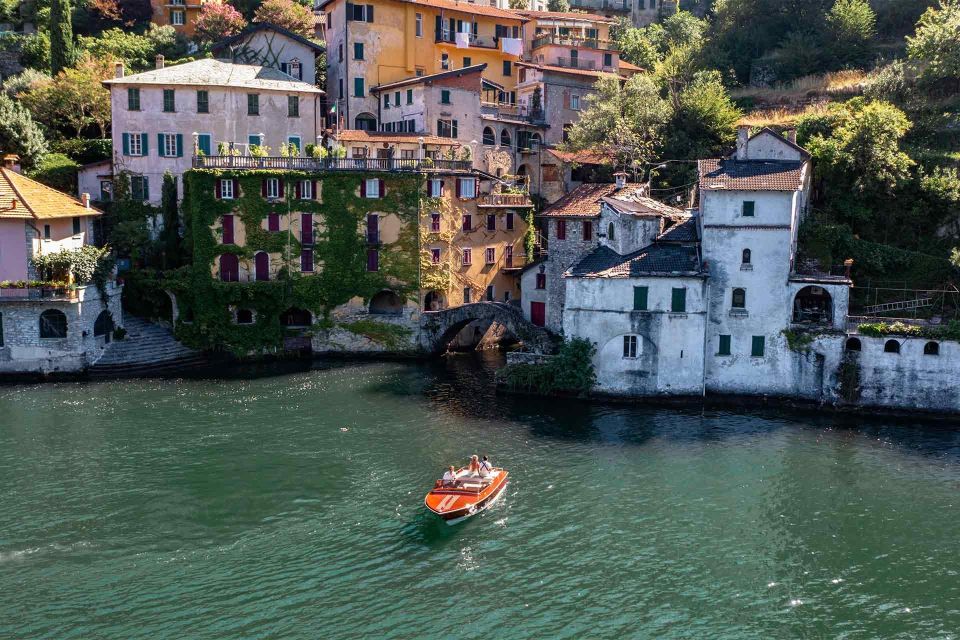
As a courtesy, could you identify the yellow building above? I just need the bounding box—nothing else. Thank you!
[318,0,528,131]
[151,0,207,37]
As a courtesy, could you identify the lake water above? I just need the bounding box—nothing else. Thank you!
[1,354,959,639]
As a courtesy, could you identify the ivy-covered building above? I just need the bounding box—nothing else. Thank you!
[174,157,533,355]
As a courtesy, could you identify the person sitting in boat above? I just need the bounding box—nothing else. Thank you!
[442,466,459,487]
[479,455,493,477]
[468,455,481,476]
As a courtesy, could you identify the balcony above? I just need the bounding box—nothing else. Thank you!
[555,57,596,71]
[570,0,631,11]
[480,101,546,124]
[435,29,498,49]
[532,34,615,51]
[477,193,534,208]
[192,155,473,173]
[0,285,78,302]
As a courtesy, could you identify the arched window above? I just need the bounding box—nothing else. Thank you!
[924,341,940,355]
[742,248,751,264]
[280,307,312,327]
[354,112,377,131]
[482,127,495,146]
[94,310,113,337]
[219,254,239,282]
[236,309,254,324]
[254,251,270,281]
[39,309,67,339]
[500,129,512,149]
[370,290,403,315]
[845,337,861,352]
[732,287,746,308]
[884,339,901,354]
[530,133,542,150]
[607,222,616,241]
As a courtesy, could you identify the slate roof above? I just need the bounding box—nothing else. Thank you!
[211,22,325,54]
[540,183,642,218]
[697,158,805,192]
[0,168,102,220]
[601,195,685,219]
[515,9,615,23]
[103,59,324,94]
[656,217,698,242]
[567,242,702,278]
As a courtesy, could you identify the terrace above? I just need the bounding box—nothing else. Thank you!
[192,155,473,173]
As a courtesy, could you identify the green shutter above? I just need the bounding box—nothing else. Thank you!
[718,335,731,356]
[751,335,765,357]
[406,89,413,104]
[157,133,164,156]
[198,134,211,156]
[141,133,148,156]
[742,201,755,217]
[176,134,183,157]
[633,286,648,311]
[671,287,686,312]
[122,133,130,155]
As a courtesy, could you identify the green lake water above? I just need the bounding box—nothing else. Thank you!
[1,354,959,639]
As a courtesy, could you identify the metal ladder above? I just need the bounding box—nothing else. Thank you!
[862,297,932,315]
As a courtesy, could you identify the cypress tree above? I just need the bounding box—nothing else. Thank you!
[49,0,75,75]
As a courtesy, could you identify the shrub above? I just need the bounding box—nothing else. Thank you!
[2,69,51,98]
[501,337,596,396]
[52,138,112,164]
[27,153,79,194]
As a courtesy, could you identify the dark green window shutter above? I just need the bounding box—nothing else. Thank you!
[176,134,183,157]
[718,335,731,356]
[157,133,164,156]
[751,335,765,357]
[354,78,364,97]
[406,89,413,104]
[122,133,130,155]
[141,133,148,156]
[197,134,211,156]
[742,201,755,217]
[671,287,686,312]
[633,286,648,311]
[452,120,458,138]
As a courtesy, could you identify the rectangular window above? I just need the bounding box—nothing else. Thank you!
[393,91,400,106]
[301,249,314,272]
[485,247,495,264]
[367,248,379,271]
[354,78,365,97]
[462,214,472,231]
[288,95,299,117]
[506,212,514,230]
[603,53,613,67]
[633,286,648,311]
[458,177,476,198]
[623,335,638,359]
[415,12,423,37]
[127,88,140,111]
[43,224,51,239]
[171,9,184,25]
[428,179,443,197]
[416,67,425,77]
[582,220,592,241]
[161,133,178,157]
[503,60,511,76]
[266,178,280,199]
[486,214,496,231]
[463,287,471,304]
[267,212,280,231]
[441,53,449,70]
[72,217,82,235]
[300,213,313,244]
[571,94,580,110]
[556,220,566,240]
[506,245,513,267]
[354,42,364,60]
[751,335,766,357]
[130,176,149,201]
[671,287,686,312]
[220,178,234,199]
[197,90,209,113]
[742,201,755,217]
[299,179,312,199]
[430,212,441,232]
[196,133,211,156]
[437,119,458,138]
[431,247,441,264]
[441,89,451,104]
[485,285,494,302]
[364,178,381,198]
[535,273,546,289]
[718,334,731,356]
[462,248,472,265]
[463,57,471,67]
[366,213,379,244]
[406,89,413,105]
[126,132,143,156]
[247,93,259,115]
[248,134,262,148]
[383,94,391,109]
[338,78,343,99]
[163,89,175,112]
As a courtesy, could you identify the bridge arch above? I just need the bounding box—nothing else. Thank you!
[420,302,554,354]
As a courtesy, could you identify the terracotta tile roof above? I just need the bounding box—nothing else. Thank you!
[618,60,645,73]
[515,9,615,23]
[546,148,613,165]
[516,61,619,80]
[372,64,486,92]
[698,158,805,192]
[332,130,458,145]
[568,242,702,278]
[318,0,527,20]
[0,168,102,220]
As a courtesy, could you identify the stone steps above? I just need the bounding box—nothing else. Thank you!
[89,316,205,377]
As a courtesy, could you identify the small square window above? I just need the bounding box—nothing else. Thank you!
[742,201,755,217]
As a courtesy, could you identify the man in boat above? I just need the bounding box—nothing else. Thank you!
[442,465,459,487]
[479,455,493,478]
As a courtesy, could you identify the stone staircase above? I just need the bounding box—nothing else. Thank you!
[89,316,206,378]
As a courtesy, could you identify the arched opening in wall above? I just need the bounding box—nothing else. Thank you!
[500,129,512,149]
[924,341,940,355]
[424,290,444,311]
[607,222,616,241]
[742,248,751,265]
[94,310,113,343]
[39,309,67,339]
[447,319,519,352]
[792,285,832,325]
[219,254,239,282]
[280,307,312,328]
[516,164,529,188]
[732,287,746,309]
[482,127,495,146]
[884,339,901,354]
[845,337,861,352]
[236,308,254,325]
[529,133,542,150]
[354,113,377,131]
[369,290,404,315]
[254,251,270,281]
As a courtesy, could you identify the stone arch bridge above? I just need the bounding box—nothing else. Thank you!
[420,302,555,354]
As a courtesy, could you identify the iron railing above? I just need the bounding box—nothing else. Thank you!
[192,156,473,172]
[477,193,534,207]
[532,34,614,51]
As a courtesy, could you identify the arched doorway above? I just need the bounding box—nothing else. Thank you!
[482,126,495,146]
[369,290,404,315]
[219,254,239,282]
[254,251,269,281]
[94,310,114,343]
[354,113,377,131]
[424,291,444,311]
[792,286,833,325]
[280,307,312,328]
[39,309,68,338]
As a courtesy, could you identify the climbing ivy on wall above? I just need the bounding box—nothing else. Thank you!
[172,169,422,354]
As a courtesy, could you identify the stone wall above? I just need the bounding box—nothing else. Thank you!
[541,217,598,331]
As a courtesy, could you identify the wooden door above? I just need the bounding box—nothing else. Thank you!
[530,301,545,327]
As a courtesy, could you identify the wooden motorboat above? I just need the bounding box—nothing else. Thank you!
[424,467,509,524]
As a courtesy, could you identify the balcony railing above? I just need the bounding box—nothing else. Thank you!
[480,101,546,124]
[477,193,534,208]
[192,155,473,172]
[555,57,596,70]
[435,29,498,49]
[532,34,615,51]
[0,285,77,302]
[571,0,631,11]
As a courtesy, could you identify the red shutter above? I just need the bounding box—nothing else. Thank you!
[232,179,239,196]
[295,181,302,199]
[378,179,384,198]
[261,180,267,197]
[222,215,234,244]
[367,213,378,243]
[277,178,284,196]
[361,180,367,198]
[455,178,461,198]
[215,180,222,199]
[583,220,592,241]
[311,180,318,200]
[301,213,313,244]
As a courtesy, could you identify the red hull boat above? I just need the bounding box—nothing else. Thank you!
[424,468,509,524]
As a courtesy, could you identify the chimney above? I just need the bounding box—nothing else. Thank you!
[736,125,749,161]
[785,128,797,144]
[2,154,21,173]
[115,62,124,78]
[81,193,91,209]
[155,54,164,70]
[844,258,854,279]
[613,171,628,190]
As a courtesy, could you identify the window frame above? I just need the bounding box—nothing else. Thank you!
[718,334,731,356]
[127,87,140,111]
[247,93,260,116]
[671,287,687,313]
[633,286,648,311]
[220,178,234,200]
[196,90,209,113]
[751,335,766,357]
[742,200,755,217]
[485,247,496,265]
[731,287,746,309]
[162,88,176,113]
[623,335,638,359]
[288,95,300,118]
[39,309,67,339]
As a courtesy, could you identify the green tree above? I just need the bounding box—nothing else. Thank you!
[253,0,314,37]
[907,0,960,81]
[546,0,571,11]
[663,71,742,161]
[826,0,876,66]
[49,0,76,75]
[508,0,529,8]
[160,172,182,268]
[194,0,247,42]
[0,92,49,169]
[21,54,113,138]
[26,152,79,193]
[80,25,185,71]
[614,26,662,69]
